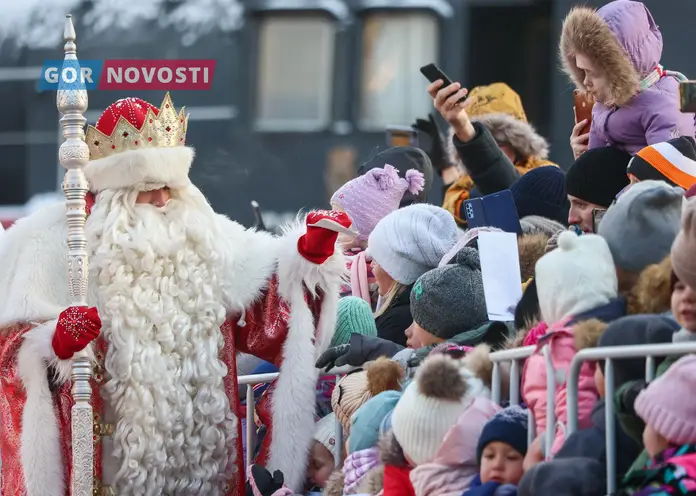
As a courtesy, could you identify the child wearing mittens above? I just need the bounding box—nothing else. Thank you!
[464,406,529,496]
[391,354,500,496]
[331,164,425,307]
[619,355,696,495]
[561,0,694,157]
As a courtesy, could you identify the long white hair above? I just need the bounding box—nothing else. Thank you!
[86,185,236,494]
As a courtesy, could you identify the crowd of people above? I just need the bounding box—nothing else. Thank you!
[243,1,696,495]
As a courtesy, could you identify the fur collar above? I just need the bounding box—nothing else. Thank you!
[446,114,549,171]
[560,6,640,106]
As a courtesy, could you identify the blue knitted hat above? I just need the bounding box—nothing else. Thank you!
[510,166,569,226]
[330,296,378,348]
[476,405,529,463]
[349,390,401,454]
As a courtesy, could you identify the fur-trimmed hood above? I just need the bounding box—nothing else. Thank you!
[626,255,674,315]
[445,82,549,168]
[518,233,550,283]
[446,114,549,169]
[560,1,663,106]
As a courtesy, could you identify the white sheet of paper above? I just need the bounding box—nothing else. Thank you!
[477,231,523,322]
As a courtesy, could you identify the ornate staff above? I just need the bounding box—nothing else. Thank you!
[57,14,93,496]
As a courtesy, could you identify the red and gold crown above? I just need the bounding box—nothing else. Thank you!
[83,93,194,192]
[86,93,188,160]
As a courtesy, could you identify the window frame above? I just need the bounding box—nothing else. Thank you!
[249,9,344,133]
[353,2,453,132]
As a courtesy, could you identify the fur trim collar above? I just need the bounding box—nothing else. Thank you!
[517,233,550,283]
[446,114,549,170]
[560,6,640,106]
[626,255,673,315]
[573,318,608,350]
[379,431,408,467]
[84,146,193,192]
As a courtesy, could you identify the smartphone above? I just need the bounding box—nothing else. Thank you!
[420,63,468,104]
[463,189,521,234]
[573,90,595,133]
[386,125,418,147]
[592,208,606,232]
[680,81,696,113]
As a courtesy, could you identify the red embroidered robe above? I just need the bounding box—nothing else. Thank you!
[0,204,343,496]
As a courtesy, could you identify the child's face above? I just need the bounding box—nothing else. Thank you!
[672,280,696,331]
[643,424,670,458]
[371,260,395,296]
[307,441,335,488]
[406,321,443,349]
[480,441,525,486]
[575,52,610,104]
[594,365,605,398]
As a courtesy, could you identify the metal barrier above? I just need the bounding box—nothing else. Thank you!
[237,373,344,469]
[566,342,696,495]
[489,345,538,446]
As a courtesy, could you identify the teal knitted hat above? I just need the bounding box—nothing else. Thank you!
[330,296,378,347]
[350,390,402,453]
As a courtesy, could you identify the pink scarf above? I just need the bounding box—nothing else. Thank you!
[350,250,372,305]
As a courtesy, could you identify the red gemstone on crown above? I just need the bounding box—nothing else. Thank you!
[93,140,99,146]
[148,137,153,142]
[165,126,171,132]
[134,140,139,145]
[111,145,116,149]
[122,131,128,137]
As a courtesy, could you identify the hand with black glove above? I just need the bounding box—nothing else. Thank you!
[315,343,350,372]
[246,464,286,496]
[617,379,647,415]
[412,113,451,174]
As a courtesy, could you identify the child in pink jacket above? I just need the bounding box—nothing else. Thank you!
[522,231,618,461]
[331,164,424,307]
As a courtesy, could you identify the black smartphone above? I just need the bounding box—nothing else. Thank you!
[592,208,606,233]
[420,63,467,104]
[386,125,418,147]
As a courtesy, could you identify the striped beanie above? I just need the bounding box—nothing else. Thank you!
[628,137,696,190]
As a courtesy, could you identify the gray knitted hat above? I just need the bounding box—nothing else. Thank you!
[410,247,488,339]
[598,180,683,273]
[367,204,459,285]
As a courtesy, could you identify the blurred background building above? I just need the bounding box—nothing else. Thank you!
[0,0,693,229]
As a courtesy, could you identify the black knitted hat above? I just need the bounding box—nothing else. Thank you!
[565,147,631,208]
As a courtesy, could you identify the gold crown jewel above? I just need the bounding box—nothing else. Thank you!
[86,93,189,160]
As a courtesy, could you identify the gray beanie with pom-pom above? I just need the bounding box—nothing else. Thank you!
[410,247,488,339]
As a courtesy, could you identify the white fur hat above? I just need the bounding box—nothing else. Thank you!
[535,231,617,325]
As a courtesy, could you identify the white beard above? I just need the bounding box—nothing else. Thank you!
[87,187,237,495]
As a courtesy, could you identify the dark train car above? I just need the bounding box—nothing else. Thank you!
[0,0,694,228]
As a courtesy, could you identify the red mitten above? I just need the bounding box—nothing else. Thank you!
[297,210,353,264]
[52,306,102,360]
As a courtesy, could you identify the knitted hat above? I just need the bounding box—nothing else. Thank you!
[367,204,459,285]
[635,355,696,445]
[518,458,605,496]
[598,180,683,274]
[593,315,679,387]
[628,137,696,190]
[565,147,631,208]
[671,199,696,291]
[331,357,403,435]
[330,297,378,348]
[535,231,617,325]
[510,166,570,225]
[519,216,567,237]
[410,248,487,340]
[357,147,434,206]
[349,391,401,454]
[476,406,529,463]
[391,354,491,465]
[331,164,425,241]
[314,413,338,458]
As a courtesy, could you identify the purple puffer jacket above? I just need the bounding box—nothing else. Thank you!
[562,0,695,155]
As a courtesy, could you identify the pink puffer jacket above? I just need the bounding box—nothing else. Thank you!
[521,319,599,455]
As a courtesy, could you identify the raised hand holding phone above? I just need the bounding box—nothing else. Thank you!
[426,78,476,143]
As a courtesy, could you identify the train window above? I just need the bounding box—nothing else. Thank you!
[256,16,335,131]
[360,12,438,130]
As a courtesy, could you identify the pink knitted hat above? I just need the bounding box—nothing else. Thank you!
[331,164,425,241]
[634,354,696,445]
